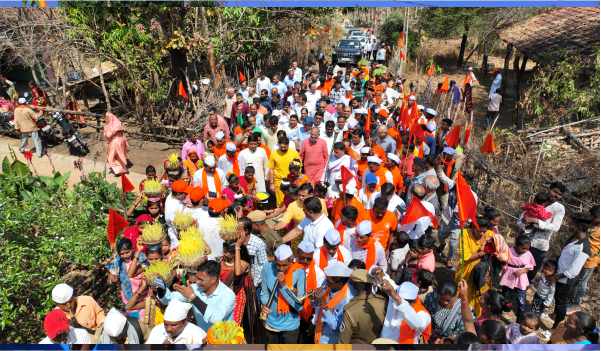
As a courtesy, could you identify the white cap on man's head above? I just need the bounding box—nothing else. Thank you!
[356,220,372,236]
[51,283,74,304]
[367,156,382,165]
[345,183,358,196]
[408,95,416,101]
[360,147,371,154]
[324,228,341,246]
[297,240,315,254]
[204,155,216,167]
[443,146,456,155]
[226,142,237,152]
[215,130,225,140]
[104,308,127,338]
[274,244,293,261]
[387,153,400,165]
[324,261,352,277]
[398,281,419,300]
[425,108,437,117]
[164,300,192,322]
[426,121,436,132]
[348,119,359,129]
[18,97,26,104]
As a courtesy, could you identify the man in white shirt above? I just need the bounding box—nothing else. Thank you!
[313,228,352,268]
[350,220,387,272]
[271,74,287,98]
[379,281,431,344]
[146,300,206,344]
[40,309,91,344]
[192,155,228,199]
[305,83,322,115]
[237,133,269,193]
[255,70,271,95]
[282,196,334,248]
[164,180,188,248]
[292,61,303,83]
[283,69,296,88]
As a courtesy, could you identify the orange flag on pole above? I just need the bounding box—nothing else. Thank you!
[456,171,478,229]
[121,174,135,193]
[445,125,462,148]
[340,165,355,193]
[441,76,450,93]
[107,209,129,248]
[463,124,472,145]
[239,71,246,83]
[178,81,188,100]
[480,132,496,154]
[366,107,373,134]
[401,197,439,228]
[426,63,435,77]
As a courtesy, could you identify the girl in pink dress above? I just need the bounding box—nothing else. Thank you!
[104,112,129,175]
[499,235,535,320]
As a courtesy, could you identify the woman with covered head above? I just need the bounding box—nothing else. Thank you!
[103,112,130,176]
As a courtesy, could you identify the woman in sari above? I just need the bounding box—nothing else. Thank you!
[425,280,468,342]
[455,217,495,317]
[106,239,144,317]
[103,112,129,176]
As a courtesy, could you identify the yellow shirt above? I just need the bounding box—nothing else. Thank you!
[279,199,328,226]
[268,149,300,181]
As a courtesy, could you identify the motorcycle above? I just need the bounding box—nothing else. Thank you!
[51,112,89,156]
[0,111,17,137]
[36,116,63,150]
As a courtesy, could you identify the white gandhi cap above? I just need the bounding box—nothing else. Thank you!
[324,228,341,246]
[204,155,216,167]
[297,240,315,254]
[398,281,419,300]
[104,308,127,338]
[226,142,236,152]
[356,220,372,236]
[367,156,382,164]
[360,147,371,154]
[274,244,293,261]
[324,261,352,278]
[215,130,225,140]
[164,299,192,322]
[387,153,400,164]
[51,283,74,304]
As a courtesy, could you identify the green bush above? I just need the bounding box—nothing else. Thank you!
[0,153,130,342]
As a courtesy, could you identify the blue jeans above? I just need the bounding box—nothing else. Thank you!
[19,131,43,157]
[574,267,594,304]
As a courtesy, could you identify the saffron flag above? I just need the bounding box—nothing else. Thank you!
[239,71,246,83]
[426,64,435,77]
[456,171,478,229]
[365,107,373,134]
[397,32,406,61]
[401,197,439,228]
[107,209,129,248]
[23,150,33,162]
[340,165,355,193]
[464,124,472,145]
[441,76,450,93]
[121,174,135,193]
[445,125,462,148]
[178,81,188,100]
[480,132,496,154]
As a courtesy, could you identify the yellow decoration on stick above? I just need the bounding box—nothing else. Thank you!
[140,223,165,245]
[219,215,239,242]
[143,261,173,283]
[206,321,246,344]
[143,179,162,196]
[177,226,207,267]
[173,211,195,231]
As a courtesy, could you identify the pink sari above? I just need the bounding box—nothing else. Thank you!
[104,112,129,175]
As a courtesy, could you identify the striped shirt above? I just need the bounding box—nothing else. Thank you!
[246,234,268,287]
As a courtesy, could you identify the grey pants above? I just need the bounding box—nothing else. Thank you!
[439,218,460,261]
[574,267,595,304]
[19,131,43,157]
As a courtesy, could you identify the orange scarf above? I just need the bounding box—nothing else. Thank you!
[314,284,349,343]
[276,263,303,314]
[318,246,343,270]
[335,221,347,245]
[398,298,432,344]
[228,155,240,176]
[299,262,318,321]
[360,238,377,270]
[202,169,222,197]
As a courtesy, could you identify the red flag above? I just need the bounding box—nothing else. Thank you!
[107,209,129,248]
[400,197,439,228]
[426,63,435,77]
[366,107,373,134]
[456,171,478,229]
[178,81,188,100]
[445,125,462,148]
[340,165,355,193]
[480,132,496,154]
[238,71,246,83]
[441,76,450,93]
[121,174,135,193]
[23,150,33,162]
[463,124,472,145]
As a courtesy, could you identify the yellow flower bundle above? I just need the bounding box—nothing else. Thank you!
[143,260,173,283]
[177,226,207,267]
[143,179,162,196]
[173,211,195,231]
[206,321,246,344]
[219,214,239,242]
[166,153,180,169]
[140,223,165,244]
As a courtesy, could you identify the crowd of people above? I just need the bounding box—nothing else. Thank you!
[36,58,599,346]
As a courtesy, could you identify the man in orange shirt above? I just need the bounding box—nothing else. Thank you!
[213,130,227,158]
[332,183,368,224]
[386,153,405,193]
[356,147,370,188]
[370,197,398,250]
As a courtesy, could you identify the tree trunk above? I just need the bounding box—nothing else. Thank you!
[515,55,528,129]
[501,43,513,99]
[97,60,111,112]
[457,24,469,68]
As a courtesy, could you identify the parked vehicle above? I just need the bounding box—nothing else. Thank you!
[333,39,363,65]
[0,111,17,137]
[51,112,89,156]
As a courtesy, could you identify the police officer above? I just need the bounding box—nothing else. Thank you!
[339,269,387,344]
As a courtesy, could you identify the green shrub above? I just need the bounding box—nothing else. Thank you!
[0,153,130,342]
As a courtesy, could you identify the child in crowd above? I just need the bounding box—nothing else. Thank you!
[499,235,535,320]
[529,260,557,315]
[506,312,541,344]
[520,192,552,235]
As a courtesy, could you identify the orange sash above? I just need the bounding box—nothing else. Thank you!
[299,262,318,321]
[318,246,343,270]
[398,298,432,344]
[228,155,240,176]
[314,284,349,343]
[276,263,303,314]
[202,169,222,198]
[360,238,377,270]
